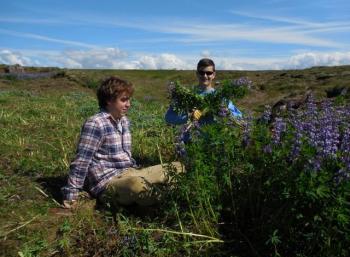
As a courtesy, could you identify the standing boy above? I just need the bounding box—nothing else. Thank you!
[165,58,242,131]
[62,76,182,209]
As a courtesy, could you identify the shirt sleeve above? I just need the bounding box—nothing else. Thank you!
[165,106,188,125]
[61,119,103,201]
[228,101,243,118]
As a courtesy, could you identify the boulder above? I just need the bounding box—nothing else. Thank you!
[325,86,348,98]
[5,64,25,73]
[259,92,312,124]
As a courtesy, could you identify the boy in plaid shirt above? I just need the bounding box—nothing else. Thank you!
[62,76,182,209]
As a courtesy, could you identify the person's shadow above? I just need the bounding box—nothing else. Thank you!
[36,175,67,204]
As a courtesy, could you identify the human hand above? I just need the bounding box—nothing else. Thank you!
[63,200,77,209]
[192,109,202,121]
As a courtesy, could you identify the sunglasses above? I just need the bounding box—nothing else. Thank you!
[198,70,214,76]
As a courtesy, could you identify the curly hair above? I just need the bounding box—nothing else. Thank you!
[97,76,134,109]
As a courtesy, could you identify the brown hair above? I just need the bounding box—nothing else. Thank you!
[97,76,134,109]
[197,58,215,71]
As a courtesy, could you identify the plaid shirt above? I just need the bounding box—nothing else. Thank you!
[62,110,135,201]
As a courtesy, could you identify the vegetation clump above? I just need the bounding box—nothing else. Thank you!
[170,92,350,256]
[1,68,350,256]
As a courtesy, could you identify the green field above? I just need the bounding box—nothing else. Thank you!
[1,66,350,256]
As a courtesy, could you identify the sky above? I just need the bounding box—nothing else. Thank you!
[1,0,350,70]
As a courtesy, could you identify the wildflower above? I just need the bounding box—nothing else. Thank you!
[242,114,253,147]
[340,127,350,173]
[263,144,272,154]
[309,157,322,171]
[272,117,286,144]
[335,167,350,184]
[232,77,253,89]
[303,94,318,146]
[261,105,272,124]
[317,100,340,159]
[218,106,230,117]
[340,127,350,153]
[289,111,303,162]
[175,140,187,158]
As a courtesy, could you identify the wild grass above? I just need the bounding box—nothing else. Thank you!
[0,75,182,256]
[0,66,349,256]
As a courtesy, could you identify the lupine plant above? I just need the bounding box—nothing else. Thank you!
[167,87,350,256]
[168,79,249,158]
[168,79,248,116]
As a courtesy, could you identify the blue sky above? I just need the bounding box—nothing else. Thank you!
[1,0,350,70]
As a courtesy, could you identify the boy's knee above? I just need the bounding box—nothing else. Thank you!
[125,176,148,194]
[104,176,146,206]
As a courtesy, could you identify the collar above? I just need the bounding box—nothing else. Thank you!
[197,86,215,95]
[100,109,123,132]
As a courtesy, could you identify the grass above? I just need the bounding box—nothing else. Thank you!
[0,66,350,256]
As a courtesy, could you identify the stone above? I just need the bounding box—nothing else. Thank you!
[5,64,25,73]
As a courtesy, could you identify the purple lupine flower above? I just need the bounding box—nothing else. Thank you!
[289,111,303,162]
[303,94,318,147]
[335,168,350,184]
[175,121,203,157]
[309,156,322,171]
[218,106,230,117]
[269,93,350,180]
[193,120,201,130]
[178,123,190,142]
[232,77,253,89]
[317,100,340,159]
[261,105,272,124]
[340,127,350,153]
[336,120,350,184]
[191,120,202,138]
[175,141,187,157]
[263,144,272,154]
[242,114,253,147]
[272,117,287,144]
[340,127,350,174]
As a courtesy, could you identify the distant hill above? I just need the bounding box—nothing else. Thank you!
[1,64,349,114]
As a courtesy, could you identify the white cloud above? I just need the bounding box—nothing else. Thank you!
[60,48,128,68]
[1,48,350,71]
[214,51,350,70]
[0,49,31,66]
[134,53,191,70]
[284,51,350,69]
[215,57,283,70]
[200,50,211,58]
[60,50,189,69]
[0,48,192,70]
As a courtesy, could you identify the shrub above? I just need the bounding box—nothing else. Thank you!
[171,95,350,256]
